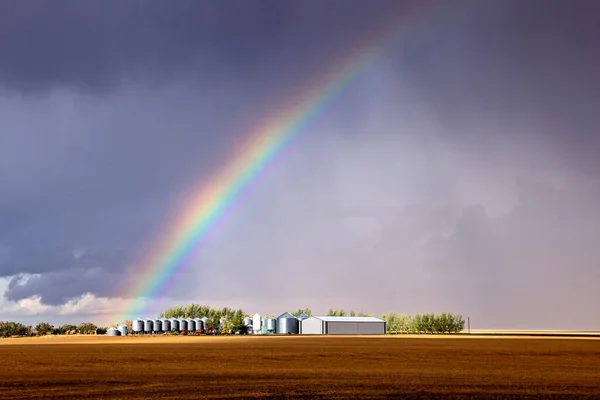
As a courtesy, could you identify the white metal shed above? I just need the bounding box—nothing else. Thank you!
[300,316,386,335]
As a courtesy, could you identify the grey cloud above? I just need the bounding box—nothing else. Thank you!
[0,0,406,94]
[6,265,122,305]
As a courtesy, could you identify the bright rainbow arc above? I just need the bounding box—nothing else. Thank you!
[117,3,439,321]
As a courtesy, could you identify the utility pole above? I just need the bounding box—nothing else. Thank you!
[468,316,470,334]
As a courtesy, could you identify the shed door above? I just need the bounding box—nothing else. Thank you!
[357,322,385,334]
[326,322,359,334]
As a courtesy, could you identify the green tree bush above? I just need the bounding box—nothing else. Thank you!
[0,321,33,338]
[34,322,54,336]
[77,322,98,334]
[59,324,77,334]
[292,308,312,317]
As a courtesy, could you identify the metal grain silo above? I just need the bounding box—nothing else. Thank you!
[153,319,162,333]
[194,318,204,331]
[132,319,144,333]
[117,324,128,336]
[107,327,120,336]
[296,312,309,333]
[169,318,179,332]
[186,318,196,332]
[277,313,299,334]
[266,318,277,332]
[144,319,153,333]
[178,318,188,331]
[161,318,171,332]
[244,317,252,327]
[296,312,309,321]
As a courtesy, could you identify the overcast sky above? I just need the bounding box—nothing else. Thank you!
[1,0,599,329]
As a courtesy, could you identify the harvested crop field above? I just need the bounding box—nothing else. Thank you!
[1,335,599,399]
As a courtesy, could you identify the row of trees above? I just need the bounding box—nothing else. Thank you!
[327,309,374,317]
[0,321,102,338]
[291,308,312,317]
[383,312,465,334]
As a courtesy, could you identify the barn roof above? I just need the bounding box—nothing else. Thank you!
[312,316,384,323]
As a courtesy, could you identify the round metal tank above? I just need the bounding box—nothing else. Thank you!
[194,318,204,331]
[186,318,196,332]
[276,317,299,334]
[169,318,179,332]
[252,314,261,332]
[144,319,153,333]
[266,318,277,331]
[296,312,309,321]
[178,318,188,331]
[153,319,162,332]
[243,317,252,326]
[161,318,171,332]
[107,327,120,336]
[132,319,144,333]
[117,324,128,336]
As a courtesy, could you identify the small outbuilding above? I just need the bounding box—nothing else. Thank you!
[301,316,386,335]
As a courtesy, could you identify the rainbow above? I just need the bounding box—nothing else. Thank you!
[117,2,444,320]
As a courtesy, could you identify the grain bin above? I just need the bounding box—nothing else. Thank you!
[277,317,299,334]
[186,318,196,332]
[107,327,120,336]
[296,312,309,321]
[169,318,179,332]
[266,318,277,333]
[132,319,144,334]
[153,319,162,333]
[117,324,128,336]
[178,318,188,332]
[244,317,252,327]
[161,318,171,332]
[194,318,204,331]
[144,319,154,333]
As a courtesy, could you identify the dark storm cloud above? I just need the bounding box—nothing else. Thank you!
[0,0,406,94]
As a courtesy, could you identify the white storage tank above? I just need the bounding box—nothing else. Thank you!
[178,318,188,332]
[132,319,144,334]
[187,318,196,332]
[169,318,179,332]
[194,318,204,331]
[117,324,128,336]
[153,319,162,333]
[252,313,262,333]
[161,318,171,332]
[107,327,120,336]
[144,319,153,333]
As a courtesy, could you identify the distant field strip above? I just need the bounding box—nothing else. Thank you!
[463,329,600,337]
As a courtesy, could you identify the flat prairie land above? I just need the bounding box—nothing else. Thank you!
[1,335,599,399]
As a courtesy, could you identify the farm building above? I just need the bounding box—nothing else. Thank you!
[300,316,386,335]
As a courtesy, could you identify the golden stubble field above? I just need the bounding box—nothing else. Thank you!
[1,335,599,399]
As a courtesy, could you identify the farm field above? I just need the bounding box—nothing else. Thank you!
[1,335,600,399]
